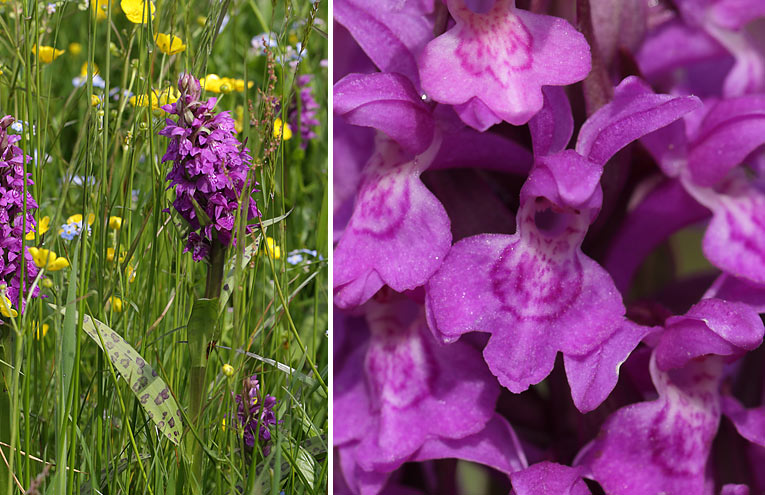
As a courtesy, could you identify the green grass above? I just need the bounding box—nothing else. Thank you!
[0,0,328,494]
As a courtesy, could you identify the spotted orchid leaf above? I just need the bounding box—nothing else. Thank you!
[78,312,182,444]
[418,0,591,127]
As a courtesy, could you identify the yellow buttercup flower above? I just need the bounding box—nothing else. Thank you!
[222,364,234,377]
[109,216,122,230]
[121,0,155,24]
[264,237,281,259]
[1,296,17,318]
[33,45,64,64]
[108,296,123,313]
[273,118,292,141]
[69,42,83,55]
[155,33,186,55]
[91,95,102,107]
[199,74,253,93]
[106,248,127,264]
[234,105,244,133]
[25,216,50,240]
[66,213,96,226]
[129,88,178,111]
[28,247,69,271]
[79,62,100,78]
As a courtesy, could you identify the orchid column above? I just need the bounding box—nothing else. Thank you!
[160,74,259,490]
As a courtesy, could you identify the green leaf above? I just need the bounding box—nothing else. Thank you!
[80,312,182,445]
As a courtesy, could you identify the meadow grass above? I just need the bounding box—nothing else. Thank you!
[0,0,328,493]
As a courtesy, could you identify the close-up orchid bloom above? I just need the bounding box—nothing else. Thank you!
[333,0,765,493]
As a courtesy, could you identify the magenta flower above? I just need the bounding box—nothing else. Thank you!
[426,77,699,400]
[0,115,40,314]
[579,299,764,494]
[418,0,591,129]
[160,74,260,261]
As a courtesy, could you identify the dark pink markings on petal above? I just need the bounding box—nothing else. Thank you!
[453,0,533,79]
[703,191,765,284]
[584,356,723,494]
[418,0,590,125]
[490,241,583,321]
[364,315,434,409]
[334,136,451,308]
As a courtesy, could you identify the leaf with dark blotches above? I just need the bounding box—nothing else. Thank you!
[51,305,182,445]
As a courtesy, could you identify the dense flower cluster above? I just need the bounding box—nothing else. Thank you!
[0,115,41,316]
[232,375,278,455]
[290,74,320,149]
[334,0,765,494]
[161,74,260,261]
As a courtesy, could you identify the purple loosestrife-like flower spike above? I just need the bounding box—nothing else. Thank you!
[418,0,591,128]
[160,74,260,261]
[0,115,40,313]
[580,298,764,495]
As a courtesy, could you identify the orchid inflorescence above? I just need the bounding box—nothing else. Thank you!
[333,0,765,493]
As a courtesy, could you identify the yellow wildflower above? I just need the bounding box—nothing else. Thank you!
[221,417,226,431]
[232,79,254,92]
[155,33,186,55]
[222,364,234,377]
[264,237,281,259]
[79,62,100,77]
[28,247,69,271]
[129,88,178,111]
[92,0,109,20]
[33,45,64,64]
[108,296,123,313]
[34,322,49,340]
[196,15,207,27]
[91,95,101,107]
[121,0,155,24]
[106,248,127,264]
[273,118,292,141]
[200,74,226,93]
[69,42,83,55]
[234,105,244,133]
[125,264,136,283]
[66,213,96,226]
[0,296,17,318]
[109,216,122,230]
[25,215,50,240]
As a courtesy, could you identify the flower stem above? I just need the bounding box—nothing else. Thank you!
[187,240,225,492]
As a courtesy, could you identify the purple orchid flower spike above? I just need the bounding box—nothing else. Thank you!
[427,77,699,401]
[510,461,591,495]
[579,298,764,495]
[418,0,591,128]
[335,290,525,495]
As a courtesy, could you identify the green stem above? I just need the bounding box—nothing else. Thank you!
[187,241,224,493]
